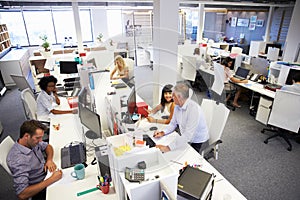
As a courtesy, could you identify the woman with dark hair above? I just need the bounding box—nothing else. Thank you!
[37,75,77,121]
[222,57,248,108]
[146,84,175,124]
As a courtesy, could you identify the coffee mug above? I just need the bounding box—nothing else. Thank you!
[100,184,110,194]
[71,164,85,180]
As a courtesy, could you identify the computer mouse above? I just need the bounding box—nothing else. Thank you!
[161,115,169,119]
[149,126,158,131]
[56,83,62,86]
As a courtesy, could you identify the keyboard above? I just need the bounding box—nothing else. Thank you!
[143,135,156,148]
[61,143,86,169]
[63,77,80,82]
[112,83,127,89]
[233,75,246,81]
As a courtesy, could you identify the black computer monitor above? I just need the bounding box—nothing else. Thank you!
[127,87,136,116]
[251,57,269,77]
[78,102,102,139]
[59,61,79,74]
[265,43,282,57]
[285,68,300,85]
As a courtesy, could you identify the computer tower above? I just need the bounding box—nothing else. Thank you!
[95,145,111,177]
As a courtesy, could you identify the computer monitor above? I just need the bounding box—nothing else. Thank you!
[78,102,102,139]
[285,68,300,85]
[59,61,79,74]
[265,43,282,57]
[127,86,136,116]
[251,57,269,77]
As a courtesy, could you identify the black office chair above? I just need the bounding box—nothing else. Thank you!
[261,90,300,151]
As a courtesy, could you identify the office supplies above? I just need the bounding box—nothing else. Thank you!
[143,134,156,148]
[61,142,86,169]
[77,187,99,196]
[233,67,250,80]
[177,165,214,200]
[95,145,111,177]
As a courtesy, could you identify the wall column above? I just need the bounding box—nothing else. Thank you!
[152,0,179,105]
[72,2,83,52]
[264,6,274,42]
[197,3,205,43]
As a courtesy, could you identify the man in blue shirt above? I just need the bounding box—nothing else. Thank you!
[7,120,62,200]
[154,82,209,153]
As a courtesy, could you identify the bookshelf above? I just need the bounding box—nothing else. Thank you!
[0,24,11,55]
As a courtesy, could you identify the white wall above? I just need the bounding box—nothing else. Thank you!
[91,9,109,42]
[283,0,300,62]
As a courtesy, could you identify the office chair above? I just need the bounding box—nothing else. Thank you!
[261,90,300,151]
[21,88,50,141]
[10,74,36,97]
[123,58,135,88]
[0,135,14,175]
[200,99,230,160]
[0,120,3,137]
[181,55,197,83]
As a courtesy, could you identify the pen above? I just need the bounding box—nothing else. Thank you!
[77,187,99,196]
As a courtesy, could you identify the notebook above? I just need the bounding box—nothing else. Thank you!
[61,143,86,169]
[233,67,250,80]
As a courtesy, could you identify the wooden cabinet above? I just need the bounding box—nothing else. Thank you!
[0,49,30,87]
[0,24,11,54]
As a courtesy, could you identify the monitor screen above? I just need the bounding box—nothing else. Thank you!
[127,87,136,115]
[60,61,79,74]
[285,68,300,85]
[251,57,269,77]
[78,102,102,139]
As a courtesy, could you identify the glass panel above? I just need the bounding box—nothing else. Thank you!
[23,10,55,46]
[80,9,93,42]
[0,11,29,46]
[52,9,76,44]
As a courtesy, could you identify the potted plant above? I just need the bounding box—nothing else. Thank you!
[39,35,52,58]
[96,33,103,43]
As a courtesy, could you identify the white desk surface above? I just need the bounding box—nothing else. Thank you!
[46,98,118,200]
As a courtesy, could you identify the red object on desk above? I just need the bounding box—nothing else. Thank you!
[67,97,78,108]
[136,102,148,117]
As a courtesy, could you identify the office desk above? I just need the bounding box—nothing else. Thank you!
[46,99,117,200]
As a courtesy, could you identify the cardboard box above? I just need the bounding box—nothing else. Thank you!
[136,102,148,117]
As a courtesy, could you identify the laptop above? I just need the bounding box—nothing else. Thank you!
[61,142,86,169]
[233,67,250,81]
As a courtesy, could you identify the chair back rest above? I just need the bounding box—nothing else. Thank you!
[10,74,34,94]
[181,55,197,81]
[268,90,300,132]
[201,99,230,145]
[231,47,243,54]
[21,88,37,120]
[0,136,15,175]
[123,58,135,80]
[211,62,225,95]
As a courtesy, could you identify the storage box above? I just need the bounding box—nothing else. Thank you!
[136,102,148,117]
[67,97,78,108]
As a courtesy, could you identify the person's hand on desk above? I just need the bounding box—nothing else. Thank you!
[49,169,63,182]
[153,130,165,138]
[71,109,78,114]
[44,160,57,172]
[156,144,170,153]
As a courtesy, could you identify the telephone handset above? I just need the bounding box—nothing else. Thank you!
[250,73,259,82]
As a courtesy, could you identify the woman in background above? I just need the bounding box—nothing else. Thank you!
[110,55,129,80]
[146,84,175,124]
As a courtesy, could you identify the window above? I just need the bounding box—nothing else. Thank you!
[107,10,122,37]
[23,10,55,45]
[0,11,28,46]
[80,9,93,42]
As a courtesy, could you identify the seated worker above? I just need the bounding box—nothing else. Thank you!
[223,57,248,108]
[281,73,300,93]
[7,120,62,200]
[153,82,209,153]
[37,75,77,121]
[110,55,129,81]
[146,84,175,124]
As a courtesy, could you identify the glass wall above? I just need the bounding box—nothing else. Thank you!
[0,8,93,47]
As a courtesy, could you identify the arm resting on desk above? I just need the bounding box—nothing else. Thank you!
[230,77,248,84]
[50,109,77,115]
[18,170,62,200]
[44,144,56,173]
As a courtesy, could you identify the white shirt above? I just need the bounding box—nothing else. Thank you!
[36,90,56,121]
[281,83,300,93]
[163,99,209,150]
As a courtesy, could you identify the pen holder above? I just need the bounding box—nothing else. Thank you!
[100,184,109,194]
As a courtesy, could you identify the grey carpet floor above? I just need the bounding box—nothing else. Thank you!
[1,66,300,200]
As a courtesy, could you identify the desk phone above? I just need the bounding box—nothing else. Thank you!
[125,167,145,182]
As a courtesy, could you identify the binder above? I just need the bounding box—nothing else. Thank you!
[177,166,214,200]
